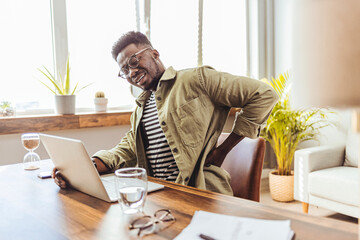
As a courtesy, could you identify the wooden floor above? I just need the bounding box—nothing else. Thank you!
[260,179,358,224]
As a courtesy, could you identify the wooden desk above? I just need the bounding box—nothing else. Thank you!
[0,160,357,240]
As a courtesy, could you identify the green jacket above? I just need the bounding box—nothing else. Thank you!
[93,66,278,195]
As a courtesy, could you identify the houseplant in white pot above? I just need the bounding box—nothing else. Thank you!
[38,55,91,114]
[260,72,334,202]
[94,91,108,113]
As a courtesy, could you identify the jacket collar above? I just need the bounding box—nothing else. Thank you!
[160,66,177,81]
[135,66,177,107]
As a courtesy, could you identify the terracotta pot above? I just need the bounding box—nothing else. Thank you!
[269,170,294,202]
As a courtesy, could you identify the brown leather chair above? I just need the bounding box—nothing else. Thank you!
[219,133,266,202]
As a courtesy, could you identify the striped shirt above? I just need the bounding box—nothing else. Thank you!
[141,92,179,182]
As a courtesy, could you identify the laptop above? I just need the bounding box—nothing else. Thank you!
[40,133,164,203]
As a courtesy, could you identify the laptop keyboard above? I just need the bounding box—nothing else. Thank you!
[100,174,165,201]
[101,175,117,200]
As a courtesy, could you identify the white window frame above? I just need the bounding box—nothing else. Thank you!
[246,0,275,80]
[50,0,69,86]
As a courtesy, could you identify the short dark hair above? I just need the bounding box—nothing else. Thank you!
[111,31,153,60]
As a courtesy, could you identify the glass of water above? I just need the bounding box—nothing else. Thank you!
[115,167,148,215]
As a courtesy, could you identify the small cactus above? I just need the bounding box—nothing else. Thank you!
[95,91,105,98]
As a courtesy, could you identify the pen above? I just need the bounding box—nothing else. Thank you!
[199,233,216,240]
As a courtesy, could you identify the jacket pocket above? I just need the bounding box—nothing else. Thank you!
[171,97,203,148]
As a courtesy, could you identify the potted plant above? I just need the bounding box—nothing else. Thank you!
[261,72,333,202]
[0,100,15,117]
[38,55,91,114]
[94,91,108,113]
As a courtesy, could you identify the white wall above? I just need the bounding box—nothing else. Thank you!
[0,125,131,166]
[273,0,293,78]
[273,0,351,148]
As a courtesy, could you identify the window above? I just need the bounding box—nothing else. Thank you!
[0,0,249,115]
[150,0,198,70]
[149,0,247,75]
[202,0,247,76]
[66,0,137,109]
[1,0,137,114]
[0,1,53,111]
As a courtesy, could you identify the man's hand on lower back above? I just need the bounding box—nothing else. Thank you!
[204,146,225,167]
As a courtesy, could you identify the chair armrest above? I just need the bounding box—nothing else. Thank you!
[294,145,345,203]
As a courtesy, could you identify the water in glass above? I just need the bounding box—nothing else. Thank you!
[115,168,147,215]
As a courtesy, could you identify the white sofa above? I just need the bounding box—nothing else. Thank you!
[294,138,359,218]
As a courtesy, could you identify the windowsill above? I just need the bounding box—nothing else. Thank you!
[0,110,133,135]
[13,104,136,116]
[0,107,240,135]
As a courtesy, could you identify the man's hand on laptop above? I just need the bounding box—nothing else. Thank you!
[93,157,111,173]
[52,168,68,189]
[51,158,110,188]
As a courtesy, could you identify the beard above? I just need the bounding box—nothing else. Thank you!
[143,57,163,91]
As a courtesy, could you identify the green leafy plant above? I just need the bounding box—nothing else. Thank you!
[0,100,15,117]
[0,101,11,109]
[38,55,92,95]
[261,72,334,176]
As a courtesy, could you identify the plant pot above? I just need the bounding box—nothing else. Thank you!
[269,170,294,202]
[94,98,108,113]
[55,95,76,115]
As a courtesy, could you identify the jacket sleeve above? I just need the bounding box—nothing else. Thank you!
[198,66,279,139]
[92,111,138,170]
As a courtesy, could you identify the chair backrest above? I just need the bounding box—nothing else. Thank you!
[219,133,266,202]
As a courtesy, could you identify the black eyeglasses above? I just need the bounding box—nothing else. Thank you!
[118,47,152,79]
[129,209,176,236]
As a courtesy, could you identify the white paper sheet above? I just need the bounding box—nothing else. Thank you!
[174,211,294,240]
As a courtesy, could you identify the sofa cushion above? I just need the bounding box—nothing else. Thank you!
[344,131,359,167]
[308,166,359,206]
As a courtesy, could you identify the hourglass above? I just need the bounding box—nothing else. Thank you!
[21,133,41,170]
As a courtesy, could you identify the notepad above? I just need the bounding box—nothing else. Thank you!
[174,211,294,240]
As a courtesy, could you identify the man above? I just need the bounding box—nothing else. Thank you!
[53,31,278,195]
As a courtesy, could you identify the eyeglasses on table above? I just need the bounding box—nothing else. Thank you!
[129,209,176,236]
